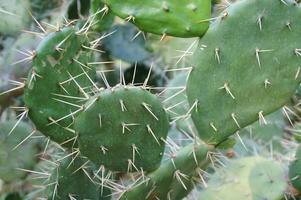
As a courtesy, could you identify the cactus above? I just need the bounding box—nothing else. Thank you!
[187,0,301,145]
[198,156,286,200]
[103,0,211,38]
[289,145,301,193]
[120,142,211,200]
[75,85,169,172]
[3,0,301,199]
[0,0,31,35]
[24,27,96,146]
[91,0,115,32]
[0,121,38,182]
[46,156,111,200]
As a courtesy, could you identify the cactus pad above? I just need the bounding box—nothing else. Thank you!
[24,27,96,146]
[103,0,211,38]
[75,85,169,172]
[187,0,301,145]
[47,157,111,199]
[199,156,286,200]
[120,143,211,200]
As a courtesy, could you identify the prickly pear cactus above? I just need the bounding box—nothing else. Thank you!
[46,157,111,200]
[289,145,301,193]
[187,0,301,145]
[120,142,211,200]
[198,156,286,200]
[0,0,31,35]
[3,0,301,199]
[91,0,115,32]
[75,85,169,172]
[103,0,211,37]
[24,27,96,146]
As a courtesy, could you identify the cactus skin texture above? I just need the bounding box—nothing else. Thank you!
[75,85,169,172]
[199,156,286,200]
[0,121,38,182]
[47,157,111,200]
[120,143,211,200]
[289,145,301,192]
[103,0,211,38]
[187,0,301,145]
[24,27,96,147]
[0,0,31,35]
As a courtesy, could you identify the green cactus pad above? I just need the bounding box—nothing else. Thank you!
[289,145,301,192]
[187,0,301,145]
[120,143,211,200]
[199,156,286,200]
[249,160,287,200]
[0,0,31,35]
[47,157,111,200]
[75,85,169,172]
[0,121,38,182]
[103,0,211,38]
[24,27,96,146]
